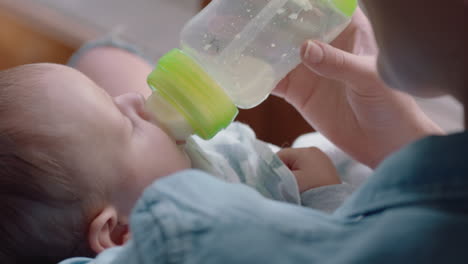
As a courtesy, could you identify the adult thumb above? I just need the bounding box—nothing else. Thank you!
[301,40,376,84]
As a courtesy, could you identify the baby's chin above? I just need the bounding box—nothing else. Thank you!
[180,147,193,170]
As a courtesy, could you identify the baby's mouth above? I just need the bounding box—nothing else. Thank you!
[138,106,152,122]
[143,110,186,145]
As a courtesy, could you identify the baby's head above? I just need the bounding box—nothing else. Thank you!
[0,64,191,263]
[361,0,464,99]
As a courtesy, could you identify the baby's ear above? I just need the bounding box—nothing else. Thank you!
[88,206,129,253]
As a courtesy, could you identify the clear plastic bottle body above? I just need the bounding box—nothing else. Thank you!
[180,0,352,108]
[146,0,356,140]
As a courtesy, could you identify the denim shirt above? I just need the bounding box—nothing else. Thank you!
[61,133,468,264]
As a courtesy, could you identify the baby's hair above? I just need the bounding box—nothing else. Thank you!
[0,65,95,263]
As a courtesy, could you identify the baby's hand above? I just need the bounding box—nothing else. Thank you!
[277,147,340,193]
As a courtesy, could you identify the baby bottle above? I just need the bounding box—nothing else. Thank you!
[146,0,357,140]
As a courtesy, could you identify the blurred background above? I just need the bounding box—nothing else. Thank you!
[0,0,463,146]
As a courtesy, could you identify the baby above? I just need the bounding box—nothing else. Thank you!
[0,62,344,263]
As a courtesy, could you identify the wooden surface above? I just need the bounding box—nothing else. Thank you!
[237,97,313,147]
[0,8,75,70]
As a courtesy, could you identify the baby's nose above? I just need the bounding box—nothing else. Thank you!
[114,93,149,120]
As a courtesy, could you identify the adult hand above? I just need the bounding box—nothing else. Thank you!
[274,8,443,168]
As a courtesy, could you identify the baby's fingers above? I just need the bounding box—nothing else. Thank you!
[277,147,340,192]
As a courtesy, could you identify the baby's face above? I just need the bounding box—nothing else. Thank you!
[30,64,191,217]
[361,0,464,98]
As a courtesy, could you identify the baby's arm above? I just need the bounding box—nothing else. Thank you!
[71,45,153,98]
[277,147,340,192]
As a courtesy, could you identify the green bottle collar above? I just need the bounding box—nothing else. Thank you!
[147,49,238,140]
[330,0,357,17]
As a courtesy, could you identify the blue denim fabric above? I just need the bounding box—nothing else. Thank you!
[61,133,468,264]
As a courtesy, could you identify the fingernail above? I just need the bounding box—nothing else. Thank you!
[301,40,324,64]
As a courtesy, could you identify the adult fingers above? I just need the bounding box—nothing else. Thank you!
[300,40,377,85]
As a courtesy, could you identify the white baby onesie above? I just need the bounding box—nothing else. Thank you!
[184,122,359,213]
